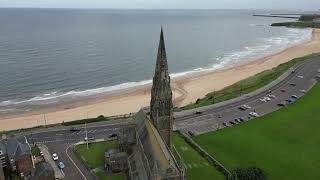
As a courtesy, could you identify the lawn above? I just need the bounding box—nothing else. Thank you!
[173,132,225,180]
[31,146,41,157]
[96,172,125,180]
[181,54,318,110]
[194,83,320,180]
[75,141,118,169]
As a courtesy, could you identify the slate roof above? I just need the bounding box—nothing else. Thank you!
[131,110,181,179]
[31,162,54,180]
[5,136,31,161]
[0,142,6,156]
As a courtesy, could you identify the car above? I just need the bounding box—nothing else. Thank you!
[290,83,296,87]
[300,90,306,93]
[297,75,304,79]
[229,121,235,125]
[187,131,194,136]
[267,94,276,98]
[52,153,58,161]
[70,127,81,132]
[234,119,241,123]
[84,137,95,141]
[286,99,293,103]
[260,98,267,102]
[194,111,202,115]
[217,114,222,118]
[243,105,251,109]
[58,162,65,169]
[238,106,246,111]
[265,97,271,101]
[291,95,298,99]
[239,117,245,122]
[249,112,259,117]
[109,133,118,138]
[277,103,286,107]
[222,122,228,127]
[40,151,44,156]
[281,89,286,93]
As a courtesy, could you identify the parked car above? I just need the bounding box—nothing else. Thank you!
[195,111,202,115]
[291,95,298,99]
[300,89,306,93]
[109,133,118,138]
[52,153,58,161]
[290,83,296,87]
[260,98,267,102]
[84,137,95,141]
[239,117,245,122]
[234,119,241,123]
[187,131,194,137]
[222,122,228,127]
[281,89,286,93]
[238,106,246,111]
[277,103,286,107]
[249,112,259,117]
[267,94,276,98]
[297,75,304,79]
[58,162,65,169]
[243,105,251,109]
[229,121,236,125]
[286,99,293,103]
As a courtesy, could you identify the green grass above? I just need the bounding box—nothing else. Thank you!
[194,83,320,180]
[271,21,320,28]
[181,54,318,110]
[75,141,118,169]
[31,146,41,157]
[96,172,125,180]
[62,115,112,126]
[173,132,225,180]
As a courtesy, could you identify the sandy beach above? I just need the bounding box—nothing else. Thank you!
[1,28,320,131]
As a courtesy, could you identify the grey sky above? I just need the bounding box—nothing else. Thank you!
[0,0,319,10]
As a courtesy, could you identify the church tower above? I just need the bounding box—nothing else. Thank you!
[150,28,173,148]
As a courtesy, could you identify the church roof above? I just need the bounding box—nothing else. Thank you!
[133,110,180,178]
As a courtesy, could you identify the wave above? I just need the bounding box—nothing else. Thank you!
[0,28,313,109]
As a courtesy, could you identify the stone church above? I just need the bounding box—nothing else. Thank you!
[105,29,185,180]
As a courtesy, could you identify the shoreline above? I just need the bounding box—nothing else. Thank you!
[1,28,320,131]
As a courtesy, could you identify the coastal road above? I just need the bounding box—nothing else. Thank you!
[11,55,320,179]
[174,56,320,135]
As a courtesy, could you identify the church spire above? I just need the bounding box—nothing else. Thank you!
[150,28,173,148]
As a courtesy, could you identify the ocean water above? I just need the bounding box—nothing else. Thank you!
[0,9,312,115]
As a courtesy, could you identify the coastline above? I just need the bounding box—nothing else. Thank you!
[1,28,320,131]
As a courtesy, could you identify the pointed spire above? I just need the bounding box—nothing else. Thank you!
[150,28,173,148]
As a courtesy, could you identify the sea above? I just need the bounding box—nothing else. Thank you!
[0,9,313,116]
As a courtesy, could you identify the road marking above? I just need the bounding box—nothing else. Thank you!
[65,144,87,180]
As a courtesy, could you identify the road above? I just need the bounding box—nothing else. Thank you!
[10,56,320,179]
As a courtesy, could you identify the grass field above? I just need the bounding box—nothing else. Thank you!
[75,141,118,169]
[181,54,318,110]
[96,172,125,180]
[173,132,225,180]
[194,83,320,180]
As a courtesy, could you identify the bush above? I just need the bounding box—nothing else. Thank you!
[229,167,267,180]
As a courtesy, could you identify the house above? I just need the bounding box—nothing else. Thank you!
[0,163,4,180]
[0,142,9,178]
[31,162,55,180]
[5,137,33,177]
[105,149,128,173]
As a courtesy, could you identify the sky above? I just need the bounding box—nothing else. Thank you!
[0,0,320,10]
